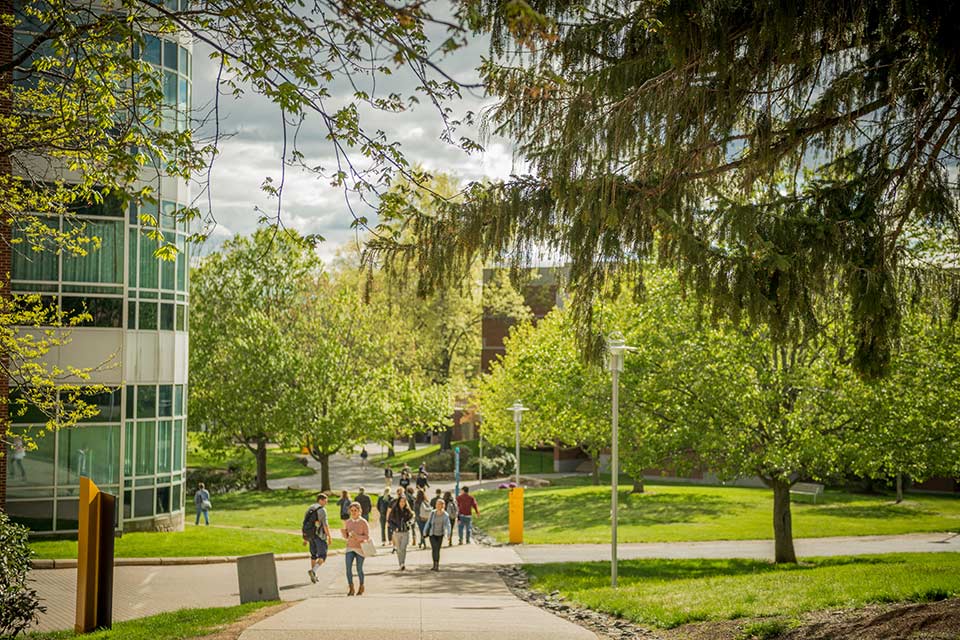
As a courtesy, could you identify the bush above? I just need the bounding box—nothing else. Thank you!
[426,446,473,472]
[186,466,254,495]
[0,510,45,637]
[474,445,516,477]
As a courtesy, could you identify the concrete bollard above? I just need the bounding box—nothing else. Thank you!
[236,552,280,604]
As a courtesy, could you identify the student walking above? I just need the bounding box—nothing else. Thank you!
[430,488,442,508]
[415,489,431,549]
[456,486,480,544]
[443,490,457,546]
[423,498,452,571]
[416,470,430,491]
[337,490,352,520]
[342,502,370,596]
[384,466,394,489]
[398,466,411,491]
[301,493,331,583]
[194,483,211,526]
[377,489,391,543]
[360,448,369,468]
[387,494,414,570]
[355,487,372,520]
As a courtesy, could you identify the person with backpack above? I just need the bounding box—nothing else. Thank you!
[415,489,431,549]
[338,490,352,520]
[387,493,414,570]
[194,482,211,526]
[360,447,369,468]
[376,488,391,543]
[443,490,457,546]
[423,498,453,571]
[301,493,331,583]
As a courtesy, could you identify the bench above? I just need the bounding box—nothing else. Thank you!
[790,482,824,504]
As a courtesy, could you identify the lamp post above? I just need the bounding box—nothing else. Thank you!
[607,331,634,588]
[507,401,527,486]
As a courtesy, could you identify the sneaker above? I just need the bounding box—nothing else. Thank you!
[308,569,317,584]
[458,540,463,545]
[400,565,405,571]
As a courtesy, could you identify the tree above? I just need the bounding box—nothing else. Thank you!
[381,1,960,380]
[189,229,319,490]
[478,309,614,485]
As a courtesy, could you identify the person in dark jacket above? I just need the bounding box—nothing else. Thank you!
[387,494,414,570]
[355,487,372,520]
[337,490,352,520]
[377,488,392,543]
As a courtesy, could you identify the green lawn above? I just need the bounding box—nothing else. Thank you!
[30,490,348,559]
[478,482,960,544]
[26,602,278,639]
[187,435,315,481]
[524,553,960,628]
[375,439,554,474]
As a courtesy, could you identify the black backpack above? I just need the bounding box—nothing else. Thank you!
[302,504,322,538]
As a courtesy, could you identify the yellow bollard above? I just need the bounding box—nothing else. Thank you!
[508,486,524,544]
[76,477,102,633]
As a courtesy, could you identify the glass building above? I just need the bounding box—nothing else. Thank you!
[4,28,193,533]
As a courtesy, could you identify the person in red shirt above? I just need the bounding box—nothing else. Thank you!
[455,486,480,544]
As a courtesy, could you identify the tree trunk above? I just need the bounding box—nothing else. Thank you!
[319,452,331,492]
[771,479,798,563]
[896,474,903,503]
[386,441,395,458]
[254,437,269,491]
[440,426,452,451]
[591,454,600,485]
[408,437,416,451]
[631,477,645,494]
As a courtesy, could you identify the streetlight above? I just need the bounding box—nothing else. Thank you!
[607,331,635,588]
[507,400,528,486]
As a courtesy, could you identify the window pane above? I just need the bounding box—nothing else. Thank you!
[160,303,174,330]
[125,388,134,420]
[161,232,176,290]
[71,191,124,218]
[56,499,79,531]
[6,428,55,493]
[12,218,59,281]
[157,420,172,473]
[73,388,122,422]
[163,40,177,70]
[173,420,183,471]
[61,296,123,328]
[127,300,136,329]
[7,500,53,531]
[57,424,120,487]
[128,228,138,287]
[139,233,160,289]
[134,488,154,518]
[156,485,171,513]
[175,304,185,331]
[124,421,134,477]
[174,385,184,415]
[178,77,189,129]
[137,386,157,418]
[139,301,158,330]
[161,201,177,230]
[63,220,123,283]
[123,489,132,519]
[158,385,173,417]
[135,422,156,476]
[144,35,161,65]
[176,235,186,291]
[9,389,48,424]
[178,46,188,74]
[172,483,182,510]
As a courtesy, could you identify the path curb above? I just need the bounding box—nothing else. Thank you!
[30,550,346,570]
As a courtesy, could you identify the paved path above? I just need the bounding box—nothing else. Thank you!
[514,531,960,563]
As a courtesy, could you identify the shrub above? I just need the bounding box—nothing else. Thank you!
[186,466,254,494]
[426,446,473,472]
[0,510,45,637]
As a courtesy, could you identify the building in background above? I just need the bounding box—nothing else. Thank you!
[2,28,193,533]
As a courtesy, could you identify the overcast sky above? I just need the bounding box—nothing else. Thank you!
[190,25,516,262]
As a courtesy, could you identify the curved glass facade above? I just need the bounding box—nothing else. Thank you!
[5,31,192,533]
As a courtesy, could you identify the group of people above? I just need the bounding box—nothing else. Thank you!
[384,462,431,494]
[300,483,480,595]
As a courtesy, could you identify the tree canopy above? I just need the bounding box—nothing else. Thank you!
[378,0,960,380]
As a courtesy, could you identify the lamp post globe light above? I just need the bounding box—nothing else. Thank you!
[607,331,635,588]
[507,401,528,486]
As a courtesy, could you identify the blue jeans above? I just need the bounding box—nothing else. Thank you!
[458,515,472,542]
[195,507,209,525]
[345,550,365,585]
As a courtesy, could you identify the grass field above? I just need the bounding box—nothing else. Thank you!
[524,553,960,628]
[26,602,277,639]
[477,482,960,544]
[29,490,349,559]
[374,439,554,474]
[187,435,315,481]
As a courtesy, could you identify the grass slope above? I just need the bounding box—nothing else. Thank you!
[478,482,960,544]
[375,439,554,474]
[524,553,960,628]
[26,602,277,639]
[187,436,314,481]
